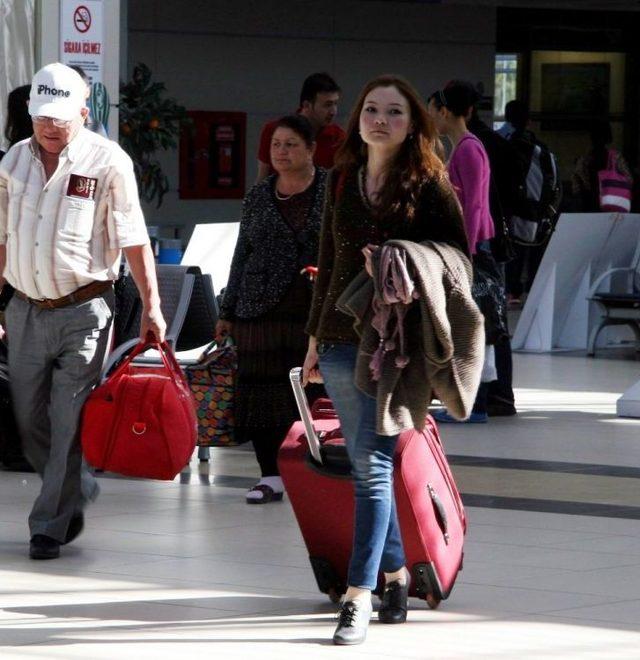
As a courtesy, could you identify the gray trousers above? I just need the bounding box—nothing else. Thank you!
[5,290,114,542]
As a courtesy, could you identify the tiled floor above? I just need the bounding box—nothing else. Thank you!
[2,352,640,658]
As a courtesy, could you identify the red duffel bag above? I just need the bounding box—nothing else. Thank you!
[81,334,197,480]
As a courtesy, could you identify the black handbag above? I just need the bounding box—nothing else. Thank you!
[472,251,508,345]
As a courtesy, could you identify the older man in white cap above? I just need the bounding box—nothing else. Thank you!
[0,63,166,559]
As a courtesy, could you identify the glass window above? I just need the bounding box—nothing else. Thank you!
[494,53,519,130]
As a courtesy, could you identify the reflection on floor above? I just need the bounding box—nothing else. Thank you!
[2,353,640,658]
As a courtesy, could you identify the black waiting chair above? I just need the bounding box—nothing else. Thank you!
[105,263,198,375]
[587,246,640,356]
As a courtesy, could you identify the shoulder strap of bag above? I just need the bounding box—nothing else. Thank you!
[488,170,514,260]
[196,336,234,363]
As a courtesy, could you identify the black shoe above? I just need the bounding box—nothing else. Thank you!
[378,579,409,624]
[333,599,372,645]
[486,402,517,417]
[29,534,60,560]
[64,513,84,545]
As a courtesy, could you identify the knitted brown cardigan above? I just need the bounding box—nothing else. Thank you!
[336,240,485,436]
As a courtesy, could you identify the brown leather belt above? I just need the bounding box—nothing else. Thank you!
[14,280,113,310]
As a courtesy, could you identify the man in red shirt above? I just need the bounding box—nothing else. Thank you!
[256,72,345,181]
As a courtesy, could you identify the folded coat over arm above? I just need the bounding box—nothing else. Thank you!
[337,240,485,436]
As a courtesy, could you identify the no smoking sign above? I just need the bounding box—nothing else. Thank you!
[60,0,104,86]
[73,5,92,33]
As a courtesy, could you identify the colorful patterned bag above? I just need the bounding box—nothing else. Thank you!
[185,338,240,446]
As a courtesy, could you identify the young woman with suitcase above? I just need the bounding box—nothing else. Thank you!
[302,75,471,645]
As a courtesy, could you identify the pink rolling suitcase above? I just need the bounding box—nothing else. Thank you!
[279,368,466,608]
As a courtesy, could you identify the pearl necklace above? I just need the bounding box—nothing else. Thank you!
[275,168,316,200]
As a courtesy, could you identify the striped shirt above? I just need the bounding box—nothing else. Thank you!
[0,128,149,300]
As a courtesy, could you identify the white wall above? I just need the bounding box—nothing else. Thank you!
[127,0,497,238]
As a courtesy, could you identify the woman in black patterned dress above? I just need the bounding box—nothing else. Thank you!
[216,115,326,503]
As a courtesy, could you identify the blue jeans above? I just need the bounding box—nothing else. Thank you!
[317,342,406,590]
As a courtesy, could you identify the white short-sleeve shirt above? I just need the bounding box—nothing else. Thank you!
[0,128,149,299]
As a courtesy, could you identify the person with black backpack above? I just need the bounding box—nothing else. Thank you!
[499,100,562,303]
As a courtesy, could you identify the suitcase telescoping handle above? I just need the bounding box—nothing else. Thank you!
[289,367,324,464]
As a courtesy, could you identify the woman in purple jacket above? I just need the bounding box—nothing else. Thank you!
[427,82,495,253]
[428,81,496,423]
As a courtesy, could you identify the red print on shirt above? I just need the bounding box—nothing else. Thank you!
[67,174,97,200]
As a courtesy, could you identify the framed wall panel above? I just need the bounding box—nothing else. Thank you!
[180,111,247,200]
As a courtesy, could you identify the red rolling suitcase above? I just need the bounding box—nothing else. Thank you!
[279,368,466,608]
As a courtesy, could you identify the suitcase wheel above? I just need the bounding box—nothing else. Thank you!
[426,593,441,610]
[328,588,341,604]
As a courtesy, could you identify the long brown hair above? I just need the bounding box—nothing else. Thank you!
[334,75,447,223]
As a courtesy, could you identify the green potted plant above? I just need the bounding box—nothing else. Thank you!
[119,63,188,207]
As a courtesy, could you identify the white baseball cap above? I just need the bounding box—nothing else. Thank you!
[29,63,87,121]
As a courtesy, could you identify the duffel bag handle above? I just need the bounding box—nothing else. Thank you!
[107,332,187,389]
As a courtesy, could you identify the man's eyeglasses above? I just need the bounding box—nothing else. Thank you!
[32,116,73,129]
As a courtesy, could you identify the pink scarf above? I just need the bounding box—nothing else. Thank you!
[369,245,420,380]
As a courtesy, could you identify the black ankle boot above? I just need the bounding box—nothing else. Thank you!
[378,579,409,624]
